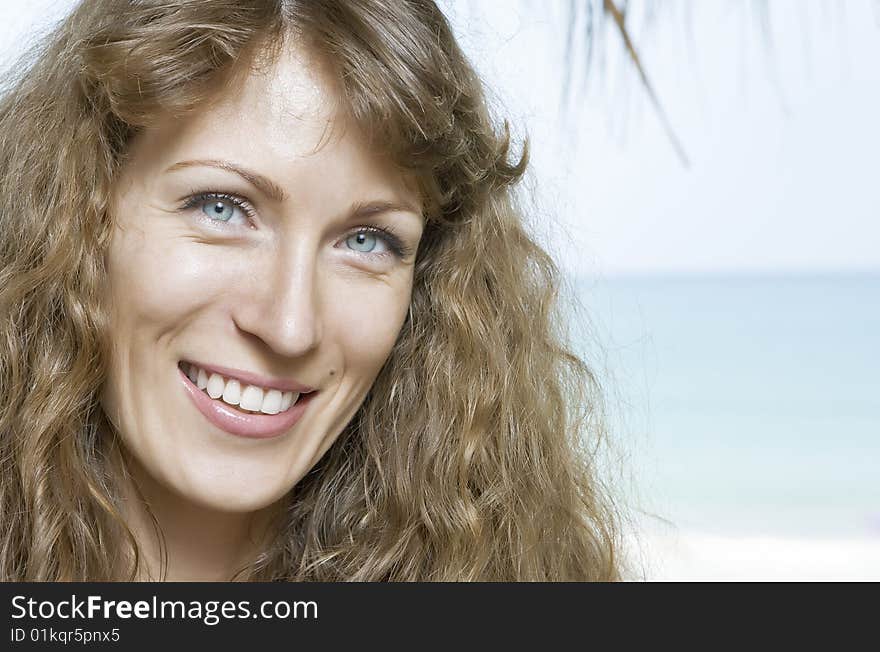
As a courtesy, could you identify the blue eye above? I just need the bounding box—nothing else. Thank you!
[342,226,411,259]
[202,199,236,222]
[182,192,253,227]
[346,231,383,253]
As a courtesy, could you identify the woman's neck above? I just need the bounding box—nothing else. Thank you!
[119,458,278,581]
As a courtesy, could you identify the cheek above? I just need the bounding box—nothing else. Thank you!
[325,275,412,372]
[102,226,238,415]
[106,227,233,337]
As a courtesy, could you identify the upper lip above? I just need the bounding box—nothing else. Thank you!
[183,359,317,394]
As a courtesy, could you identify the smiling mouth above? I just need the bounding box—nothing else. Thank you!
[178,361,304,415]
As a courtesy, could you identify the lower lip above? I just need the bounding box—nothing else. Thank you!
[178,367,315,439]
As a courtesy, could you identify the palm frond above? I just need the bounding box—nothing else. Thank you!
[601,0,690,166]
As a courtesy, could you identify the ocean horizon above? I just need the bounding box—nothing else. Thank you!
[567,272,879,547]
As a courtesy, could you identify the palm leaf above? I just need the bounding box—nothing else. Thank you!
[599,0,690,166]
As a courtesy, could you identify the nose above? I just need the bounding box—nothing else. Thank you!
[232,244,324,358]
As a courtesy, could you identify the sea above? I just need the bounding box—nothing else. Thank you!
[568,273,879,541]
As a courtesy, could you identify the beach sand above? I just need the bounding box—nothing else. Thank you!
[627,528,880,581]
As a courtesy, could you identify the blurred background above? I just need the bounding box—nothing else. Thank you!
[3,1,878,580]
[436,0,880,580]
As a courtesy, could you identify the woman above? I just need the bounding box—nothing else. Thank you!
[0,0,619,581]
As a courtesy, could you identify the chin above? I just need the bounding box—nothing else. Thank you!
[126,446,297,516]
[187,486,286,514]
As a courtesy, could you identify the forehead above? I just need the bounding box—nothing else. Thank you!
[219,42,343,154]
[121,41,420,208]
[200,42,346,162]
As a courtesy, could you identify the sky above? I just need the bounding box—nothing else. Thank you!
[440,0,880,277]
[3,0,879,277]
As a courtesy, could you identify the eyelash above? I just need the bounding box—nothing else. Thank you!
[180,190,414,259]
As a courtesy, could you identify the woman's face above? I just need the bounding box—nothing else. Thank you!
[102,44,423,513]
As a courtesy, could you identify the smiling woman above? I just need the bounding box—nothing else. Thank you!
[0,0,619,581]
[103,42,425,549]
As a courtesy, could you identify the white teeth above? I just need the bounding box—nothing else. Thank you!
[261,389,282,415]
[281,391,297,411]
[185,362,304,413]
[240,385,264,412]
[221,379,241,406]
[206,373,225,399]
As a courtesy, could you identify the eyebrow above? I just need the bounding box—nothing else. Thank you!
[166,158,422,221]
[350,199,422,222]
[165,159,286,203]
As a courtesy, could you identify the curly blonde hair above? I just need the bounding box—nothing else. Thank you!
[0,0,620,580]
